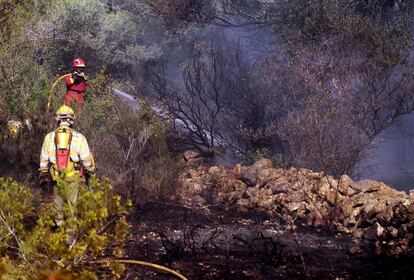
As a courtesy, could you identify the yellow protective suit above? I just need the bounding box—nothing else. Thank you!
[39,125,95,180]
[39,125,95,226]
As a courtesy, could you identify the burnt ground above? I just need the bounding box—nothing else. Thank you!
[123,202,414,280]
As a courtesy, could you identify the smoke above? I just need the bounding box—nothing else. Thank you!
[355,114,414,192]
[150,17,276,85]
[116,1,414,189]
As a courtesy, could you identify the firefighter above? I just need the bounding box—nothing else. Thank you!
[39,105,95,225]
[64,58,88,109]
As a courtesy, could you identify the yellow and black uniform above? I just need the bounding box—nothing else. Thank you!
[39,105,94,180]
[39,126,95,180]
[39,105,95,226]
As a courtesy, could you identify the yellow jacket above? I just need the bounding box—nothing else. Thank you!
[39,126,95,179]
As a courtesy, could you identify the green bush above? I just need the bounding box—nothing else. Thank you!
[75,70,180,203]
[0,176,130,279]
[0,178,34,255]
[0,1,55,177]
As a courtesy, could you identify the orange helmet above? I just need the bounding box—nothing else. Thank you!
[72,57,86,68]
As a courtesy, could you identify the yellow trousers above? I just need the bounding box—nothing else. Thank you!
[53,179,79,225]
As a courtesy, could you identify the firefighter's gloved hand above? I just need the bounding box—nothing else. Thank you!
[72,72,83,84]
[39,172,51,192]
[39,171,48,182]
[78,71,88,81]
[84,171,93,191]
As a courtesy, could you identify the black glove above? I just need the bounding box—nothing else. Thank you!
[84,171,93,191]
[72,72,84,84]
[39,172,52,193]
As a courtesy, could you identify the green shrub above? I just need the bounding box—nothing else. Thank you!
[76,71,180,203]
[0,176,130,279]
[0,178,34,254]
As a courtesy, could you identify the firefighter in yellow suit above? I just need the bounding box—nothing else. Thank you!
[39,105,95,225]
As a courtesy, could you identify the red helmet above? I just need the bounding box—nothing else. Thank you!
[72,58,86,68]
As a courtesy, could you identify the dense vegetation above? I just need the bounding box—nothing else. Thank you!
[0,0,413,277]
[1,0,413,176]
[0,176,129,279]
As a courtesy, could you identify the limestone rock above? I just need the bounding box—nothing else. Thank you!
[175,159,414,257]
[257,168,283,187]
[208,166,222,175]
[351,180,382,193]
[183,150,201,162]
[338,175,356,196]
[363,222,385,240]
[237,158,273,186]
[268,177,291,194]
[257,197,275,210]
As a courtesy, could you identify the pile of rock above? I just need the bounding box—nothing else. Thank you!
[177,158,414,256]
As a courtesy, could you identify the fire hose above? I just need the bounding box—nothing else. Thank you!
[46,74,188,279]
[47,74,71,112]
[94,259,188,280]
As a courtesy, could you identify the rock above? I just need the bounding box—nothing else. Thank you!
[375,205,394,224]
[349,244,363,255]
[237,169,257,186]
[232,180,247,192]
[351,180,382,193]
[176,160,414,257]
[353,230,363,239]
[183,150,201,161]
[215,192,226,204]
[191,183,203,193]
[341,197,354,217]
[248,197,259,208]
[228,191,242,203]
[233,164,242,176]
[263,188,273,196]
[216,178,245,193]
[363,222,385,240]
[253,158,273,169]
[268,177,291,194]
[237,158,273,186]
[286,202,303,212]
[388,226,399,238]
[322,190,337,205]
[192,195,206,205]
[257,197,275,210]
[236,199,249,210]
[338,175,357,196]
[257,168,283,187]
[245,187,259,197]
[409,190,414,203]
[327,176,338,188]
[313,212,326,227]
[208,166,222,175]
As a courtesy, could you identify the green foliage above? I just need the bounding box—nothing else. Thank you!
[0,178,34,254]
[273,0,411,67]
[81,94,178,202]
[64,69,179,203]
[255,0,414,175]
[0,0,55,176]
[40,0,164,77]
[0,100,52,176]
[80,68,118,128]
[0,176,130,279]
[0,25,50,118]
[0,0,52,118]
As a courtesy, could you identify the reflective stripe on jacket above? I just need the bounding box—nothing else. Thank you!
[39,126,95,175]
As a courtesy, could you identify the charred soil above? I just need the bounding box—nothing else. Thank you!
[123,202,414,279]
